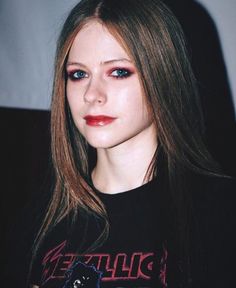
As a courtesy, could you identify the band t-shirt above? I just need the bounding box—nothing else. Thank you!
[30,178,169,288]
[30,173,236,288]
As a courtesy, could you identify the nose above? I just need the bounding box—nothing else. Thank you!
[84,76,107,105]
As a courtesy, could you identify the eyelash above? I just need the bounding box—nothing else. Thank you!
[67,70,88,81]
[109,68,133,79]
[67,68,133,81]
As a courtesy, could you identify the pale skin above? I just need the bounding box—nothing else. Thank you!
[67,20,158,193]
[31,20,157,286]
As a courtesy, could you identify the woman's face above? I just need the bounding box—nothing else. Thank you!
[66,21,156,150]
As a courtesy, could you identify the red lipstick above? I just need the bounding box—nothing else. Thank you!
[84,115,116,126]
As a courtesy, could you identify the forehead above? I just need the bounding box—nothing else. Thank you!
[68,20,130,62]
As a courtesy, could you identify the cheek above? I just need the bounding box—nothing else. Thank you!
[66,93,85,133]
[67,86,83,115]
[114,86,149,119]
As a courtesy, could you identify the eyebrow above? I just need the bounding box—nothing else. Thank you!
[66,58,132,67]
[102,58,132,65]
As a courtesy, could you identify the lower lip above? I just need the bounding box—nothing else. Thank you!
[84,117,116,126]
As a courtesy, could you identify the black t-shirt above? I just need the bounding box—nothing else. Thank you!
[30,174,236,288]
[31,179,168,288]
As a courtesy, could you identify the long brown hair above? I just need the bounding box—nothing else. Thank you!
[32,0,220,284]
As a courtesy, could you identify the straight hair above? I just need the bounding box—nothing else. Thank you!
[31,0,221,286]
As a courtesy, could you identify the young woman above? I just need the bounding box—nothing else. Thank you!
[30,0,235,287]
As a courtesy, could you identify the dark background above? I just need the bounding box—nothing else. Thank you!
[1,1,236,287]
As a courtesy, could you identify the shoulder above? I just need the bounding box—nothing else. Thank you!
[190,174,236,287]
[190,173,236,228]
[190,173,236,207]
[30,217,71,286]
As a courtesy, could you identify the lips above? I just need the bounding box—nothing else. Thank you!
[83,115,116,126]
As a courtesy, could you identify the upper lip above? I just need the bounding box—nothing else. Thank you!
[83,115,116,120]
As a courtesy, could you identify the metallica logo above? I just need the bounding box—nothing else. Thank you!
[40,241,167,286]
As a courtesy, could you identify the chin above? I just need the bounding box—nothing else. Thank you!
[87,141,116,149]
[87,136,128,150]
[83,130,117,148]
[86,137,115,149]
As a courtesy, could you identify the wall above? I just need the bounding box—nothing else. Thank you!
[0,0,235,116]
[196,0,236,116]
[0,0,78,110]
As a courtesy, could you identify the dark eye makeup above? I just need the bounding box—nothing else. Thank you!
[110,68,133,79]
[67,69,88,81]
[66,67,134,81]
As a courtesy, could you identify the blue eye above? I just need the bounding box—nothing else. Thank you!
[68,70,88,81]
[111,68,131,78]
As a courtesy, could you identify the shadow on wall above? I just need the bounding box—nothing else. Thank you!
[164,0,236,176]
[0,108,52,287]
[1,1,236,287]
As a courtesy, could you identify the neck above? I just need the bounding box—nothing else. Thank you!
[92,124,158,194]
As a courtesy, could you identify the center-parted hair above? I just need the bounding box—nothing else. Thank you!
[32,0,220,285]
